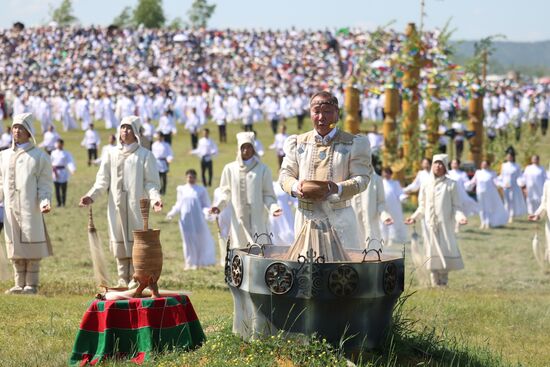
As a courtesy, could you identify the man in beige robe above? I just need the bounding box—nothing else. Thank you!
[210,132,282,247]
[0,113,53,294]
[405,154,468,287]
[80,116,162,287]
[279,91,373,249]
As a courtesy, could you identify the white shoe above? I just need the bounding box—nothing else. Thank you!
[5,286,24,294]
[22,286,38,295]
[127,279,138,289]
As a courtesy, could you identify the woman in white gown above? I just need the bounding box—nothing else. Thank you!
[166,169,216,269]
[498,152,528,222]
[447,159,479,217]
[381,167,409,248]
[466,160,508,229]
[269,181,297,245]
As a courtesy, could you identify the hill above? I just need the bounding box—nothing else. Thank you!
[451,40,550,76]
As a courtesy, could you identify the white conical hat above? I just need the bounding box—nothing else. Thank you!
[11,112,36,145]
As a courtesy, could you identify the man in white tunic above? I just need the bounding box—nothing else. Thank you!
[51,139,76,207]
[210,132,282,247]
[521,155,548,214]
[166,169,216,269]
[191,128,218,187]
[1,113,53,294]
[81,124,101,166]
[279,91,373,249]
[405,154,467,287]
[151,133,173,195]
[79,116,162,287]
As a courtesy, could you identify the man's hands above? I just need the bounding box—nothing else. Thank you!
[273,208,283,217]
[79,196,94,207]
[40,204,51,213]
[383,217,394,226]
[404,217,415,225]
[529,214,541,222]
[209,207,220,215]
[153,200,163,213]
[458,218,468,225]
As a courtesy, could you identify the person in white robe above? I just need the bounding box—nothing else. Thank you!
[102,94,118,130]
[466,160,508,229]
[279,91,373,249]
[38,125,60,155]
[59,96,77,131]
[520,155,548,214]
[269,181,297,245]
[166,169,216,269]
[498,152,528,222]
[50,139,76,207]
[405,154,467,287]
[403,158,431,194]
[79,116,162,288]
[151,133,173,195]
[211,132,282,247]
[0,127,11,151]
[351,171,393,251]
[529,169,550,263]
[81,124,101,166]
[269,125,288,167]
[447,159,479,217]
[1,113,53,294]
[380,168,408,249]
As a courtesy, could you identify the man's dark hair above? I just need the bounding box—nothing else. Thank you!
[309,91,339,108]
[185,169,197,176]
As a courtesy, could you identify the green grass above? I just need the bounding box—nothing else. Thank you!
[0,116,549,366]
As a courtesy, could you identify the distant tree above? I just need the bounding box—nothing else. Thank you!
[187,0,216,29]
[168,17,184,30]
[133,0,165,28]
[49,0,78,26]
[112,6,134,28]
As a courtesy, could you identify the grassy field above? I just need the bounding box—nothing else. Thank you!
[0,116,549,366]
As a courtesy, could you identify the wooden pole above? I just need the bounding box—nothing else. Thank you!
[382,84,399,167]
[425,80,439,158]
[402,23,421,173]
[343,81,360,134]
[468,85,484,168]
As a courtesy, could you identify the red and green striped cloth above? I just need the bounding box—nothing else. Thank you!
[69,294,205,366]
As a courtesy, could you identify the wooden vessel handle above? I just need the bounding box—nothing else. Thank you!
[140,198,150,230]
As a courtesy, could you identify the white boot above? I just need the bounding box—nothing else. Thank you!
[23,260,40,295]
[5,260,26,294]
[116,258,132,288]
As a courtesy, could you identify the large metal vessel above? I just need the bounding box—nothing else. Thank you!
[225,236,405,354]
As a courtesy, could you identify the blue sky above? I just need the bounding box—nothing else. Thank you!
[0,0,547,41]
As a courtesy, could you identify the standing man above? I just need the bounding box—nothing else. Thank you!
[405,154,468,287]
[191,128,218,187]
[79,116,162,288]
[279,91,373,249]
[1,113,53,294]
[151,133,173,195]
[81,123,100,166]
[210,132,282,246]
[51,139,76,207]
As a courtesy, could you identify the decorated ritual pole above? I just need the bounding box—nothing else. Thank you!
[401,23,421,173]
[425,78,440,158]
[382,81,399,167]
[468,79,484,168]
[343,79,360,134]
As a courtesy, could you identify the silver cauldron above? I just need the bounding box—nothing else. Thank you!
[225,236,405,353]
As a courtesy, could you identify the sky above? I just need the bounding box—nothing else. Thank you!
[0,0,548,42]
